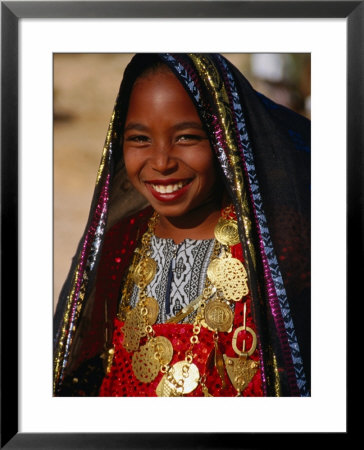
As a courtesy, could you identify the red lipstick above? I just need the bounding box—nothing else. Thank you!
[145,178,192,202]
[146,178,190,185]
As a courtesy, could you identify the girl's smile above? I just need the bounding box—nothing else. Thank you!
[145,178,192,201]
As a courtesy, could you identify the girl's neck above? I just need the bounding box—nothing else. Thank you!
[154,203,222,244]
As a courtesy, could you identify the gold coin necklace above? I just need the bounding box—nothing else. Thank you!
[114,206,256,396]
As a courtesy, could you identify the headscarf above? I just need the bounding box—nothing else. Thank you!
[54,54,310,396]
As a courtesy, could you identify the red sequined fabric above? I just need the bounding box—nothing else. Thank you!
[69,207,152,370]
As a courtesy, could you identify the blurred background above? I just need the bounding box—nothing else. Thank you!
[54,53,311,309]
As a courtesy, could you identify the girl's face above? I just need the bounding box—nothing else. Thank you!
[123,69,218,220]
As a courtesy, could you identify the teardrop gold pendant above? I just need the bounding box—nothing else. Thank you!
[224,322,259,393]
[223,354,259,392]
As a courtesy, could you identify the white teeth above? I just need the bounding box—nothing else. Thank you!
[151,181,185,194]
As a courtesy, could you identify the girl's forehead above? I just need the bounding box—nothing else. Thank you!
[127,71,198,114]
[136,61,173,80]
[132,68,179,91]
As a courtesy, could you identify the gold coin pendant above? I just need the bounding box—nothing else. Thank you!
[206,258,222,286]
[171,361,200,394]
[144,297,159,325]
[214,218,240,246]
[133,257,157,287]
[156,362,200,396]
[204,299,234,332]
[152,336,173,366]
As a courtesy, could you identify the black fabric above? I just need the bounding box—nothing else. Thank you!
[232,70,311,389]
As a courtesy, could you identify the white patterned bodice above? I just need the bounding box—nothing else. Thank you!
[130,235,215,323]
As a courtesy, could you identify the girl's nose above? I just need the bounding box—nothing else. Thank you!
[150,145,178,174]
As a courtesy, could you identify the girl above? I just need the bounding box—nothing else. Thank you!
[54,54,310,397]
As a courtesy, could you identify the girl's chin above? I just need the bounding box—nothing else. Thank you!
[150,203,191,218]
[150,200,219,221]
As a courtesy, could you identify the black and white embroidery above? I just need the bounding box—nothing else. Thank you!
[130,236,215,323]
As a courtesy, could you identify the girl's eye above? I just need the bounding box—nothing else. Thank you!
[176,134,205,143]
[125,135,150,144]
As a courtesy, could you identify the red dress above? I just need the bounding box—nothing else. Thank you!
[98,223,263,397]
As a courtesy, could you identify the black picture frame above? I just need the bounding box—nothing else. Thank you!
[1,1,360,448]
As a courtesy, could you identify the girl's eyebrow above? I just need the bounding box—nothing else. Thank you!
[124,122,148,132]
[124,121,205,133]
[172,121,205,132]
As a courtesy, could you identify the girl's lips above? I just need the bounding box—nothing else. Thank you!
[145,179,192,202]
[146,178,190,186]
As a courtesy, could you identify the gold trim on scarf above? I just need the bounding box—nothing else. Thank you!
[96,110,115,184]
[53,263,81,393]
[54,258,91,392]
[272,352,282,397]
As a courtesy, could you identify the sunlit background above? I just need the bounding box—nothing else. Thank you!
[54,53,310,309]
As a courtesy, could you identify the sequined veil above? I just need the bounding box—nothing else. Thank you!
[54,54,310,396]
